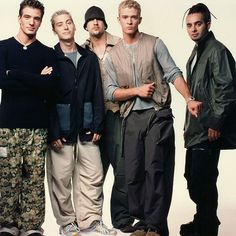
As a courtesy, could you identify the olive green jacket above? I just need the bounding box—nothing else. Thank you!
[184,31,236,149]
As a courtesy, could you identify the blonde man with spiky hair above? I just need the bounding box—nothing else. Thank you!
[47,9,117,236]
[105,1,202,235]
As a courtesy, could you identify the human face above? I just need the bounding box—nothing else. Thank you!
[18,7,42,37]
[86,19,105,37]
[186,13,210,43]
[118,7,142,37]
[53,14,76,42]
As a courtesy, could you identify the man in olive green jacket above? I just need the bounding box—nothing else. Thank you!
[181,3,236,236]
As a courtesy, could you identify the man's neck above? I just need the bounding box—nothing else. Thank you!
[196,30,210,45]
[89,32,107,59]
[123,30,140,45]
[59,40,77,53]
[90,32,107,48]
[16,31,36,46]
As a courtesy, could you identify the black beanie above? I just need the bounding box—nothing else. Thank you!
[83,6,108,30]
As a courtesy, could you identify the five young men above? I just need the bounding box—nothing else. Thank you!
[0,1,235,236]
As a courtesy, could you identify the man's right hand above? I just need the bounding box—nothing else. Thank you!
[137,82,156,98]
[187,100,203,118]
[51,138,66,150]
[114,82,156,101]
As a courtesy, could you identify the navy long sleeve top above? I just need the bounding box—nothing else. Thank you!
[0,37,59,129]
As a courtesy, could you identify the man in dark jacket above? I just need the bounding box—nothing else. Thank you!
[180,3,236,236]
[47,10,117,236]
[0,1,59,236]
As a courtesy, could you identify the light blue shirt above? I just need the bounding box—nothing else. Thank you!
[105,37,182,110]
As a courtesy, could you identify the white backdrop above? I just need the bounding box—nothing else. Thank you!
[0,1,235,236]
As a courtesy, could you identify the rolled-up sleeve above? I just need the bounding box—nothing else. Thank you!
[155,38,182,83]
[104,55,119,101]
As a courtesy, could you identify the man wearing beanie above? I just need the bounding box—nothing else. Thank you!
[83,5,135,234]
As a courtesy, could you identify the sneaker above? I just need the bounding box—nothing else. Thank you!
[19,229,44,236]
[0,226,19,236]
[119,224,135,233]
[84,221,117,235]
[0,233,17,236]
[146,229,160,236]
[133,221,147,231]
[59,222,80,236]
[180,221,219,236]
[24,233,42,236]
[130,229,147,236]
[180,222,198,236]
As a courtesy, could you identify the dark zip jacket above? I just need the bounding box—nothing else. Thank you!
[184,31,236,149]
[48,43,105,143]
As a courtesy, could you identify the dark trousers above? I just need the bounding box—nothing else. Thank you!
[124,108,175,236]
[185,144,220,235]
[99,111,133,228]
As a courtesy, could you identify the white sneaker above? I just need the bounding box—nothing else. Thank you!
[85,221,117,235]
[20,229,44,236]
[59,222,80,236]
[0,226,19,236]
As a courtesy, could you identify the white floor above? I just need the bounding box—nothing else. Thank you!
[43,148,236,236]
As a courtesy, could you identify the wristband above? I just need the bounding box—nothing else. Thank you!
[186,96,195,105]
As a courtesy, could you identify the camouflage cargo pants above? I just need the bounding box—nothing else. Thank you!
[0,128,47,231]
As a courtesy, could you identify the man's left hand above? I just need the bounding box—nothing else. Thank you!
[208,128,221,142]
[92,133,101,143]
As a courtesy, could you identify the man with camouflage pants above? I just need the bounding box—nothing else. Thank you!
[0,0,59,236]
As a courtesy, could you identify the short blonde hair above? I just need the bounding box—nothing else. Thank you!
[51,9,73,30]
[118,0,141,16]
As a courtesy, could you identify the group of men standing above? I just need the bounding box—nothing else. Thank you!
[0,1,235,236]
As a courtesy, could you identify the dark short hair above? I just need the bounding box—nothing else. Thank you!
[188,3,211,23]
[19,0,45,18]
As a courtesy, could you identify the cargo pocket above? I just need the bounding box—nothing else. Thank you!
[83,102,93,129]
[56,104,71,132]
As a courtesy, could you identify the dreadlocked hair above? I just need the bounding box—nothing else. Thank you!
[182,3,217,28]
[188,3,211,23]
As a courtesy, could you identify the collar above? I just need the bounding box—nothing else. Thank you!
[54,42,88,58]
[195,31,215,57]
[85,32,119,50]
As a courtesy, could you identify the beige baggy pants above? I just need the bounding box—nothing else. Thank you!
[46,138,104,229]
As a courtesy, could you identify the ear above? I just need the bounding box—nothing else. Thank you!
[207,21,211,30]
[139,16,142,24]
[117,16,120,25]
[18,15,21,25]
[38,20,42,28]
